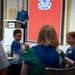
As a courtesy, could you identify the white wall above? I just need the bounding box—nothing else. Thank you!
[63,0,75,45]
[3,0,74,53]
[7,0,18,19]
[7,0,27,20]
[69,0,75,31]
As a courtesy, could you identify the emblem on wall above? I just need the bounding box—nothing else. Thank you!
[38,0,52,10]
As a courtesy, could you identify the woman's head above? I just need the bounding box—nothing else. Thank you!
[66,31,75,46]
[37,25,59,48]
[13,29,22,42]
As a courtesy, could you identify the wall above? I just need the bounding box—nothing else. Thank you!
[7,0,17,20]
[69,0,75,31]
[6,0,27,20]
[3,0,75,46]
[2,0,74,54]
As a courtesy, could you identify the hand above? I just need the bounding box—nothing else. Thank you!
[22,22,25,24]
[24,44,30,51]
[65,56,74,66]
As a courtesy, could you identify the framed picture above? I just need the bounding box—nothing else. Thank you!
[27,0,65,44]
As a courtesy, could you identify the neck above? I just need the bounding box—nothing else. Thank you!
[21,10,23,11]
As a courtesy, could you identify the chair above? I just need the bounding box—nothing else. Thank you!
[45,67,75,75]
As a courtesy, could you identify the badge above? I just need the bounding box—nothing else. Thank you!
[38,0,52,10]
[68,49,73,54]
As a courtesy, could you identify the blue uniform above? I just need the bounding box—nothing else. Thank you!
[11,40,22,54]
[32,45,60,68]
[16,10,28,42]
[10,40,23,64]
[65,47,75,66]
[16,10,28,28]
[23,45,60,75]
[16,10,28,23]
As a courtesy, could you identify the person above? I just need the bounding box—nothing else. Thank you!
[24,44,30,51]
[56,48,66,68]
[10,29,24,64]
[21,25,66,75]
[22,44,30,58]
[16,5,28,43]
[0,41,10,75]
[65,31,75,67]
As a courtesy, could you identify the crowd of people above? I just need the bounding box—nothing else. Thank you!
[1,24,75,75]
[21,25,66,75]
[0,4,75,75]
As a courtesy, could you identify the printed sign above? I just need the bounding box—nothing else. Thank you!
[28,0,63,43]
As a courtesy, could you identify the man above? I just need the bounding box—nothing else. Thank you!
[16,5,28,43]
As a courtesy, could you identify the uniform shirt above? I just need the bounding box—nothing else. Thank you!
[11,40,22,54]
[33,45,59,68]
[11,40,23,64]
[65,47,75,66]
[0,42,10,70]
[23,45,60,75]
[16,10,28,22]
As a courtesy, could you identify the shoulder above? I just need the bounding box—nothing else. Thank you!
[11,40,20,46]
[12,40,18,44]
[28,47,36,53]
[72,47,75,50]
[56,48,64,54]
[23,10,27,12]
[23,10,28,13]
[26,45,38,53]
[66,47,75,52]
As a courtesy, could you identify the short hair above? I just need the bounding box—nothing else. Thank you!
[37,25,59,48]
[13,29,22,36]
[66,31,75,38]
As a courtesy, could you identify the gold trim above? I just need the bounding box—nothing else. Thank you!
[66,0,70,34]
[9,7,17,20]
[3,0,7,28]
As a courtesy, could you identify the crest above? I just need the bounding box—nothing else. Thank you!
[38,0,52,10]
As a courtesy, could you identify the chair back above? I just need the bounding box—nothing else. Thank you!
[45,67,75,75]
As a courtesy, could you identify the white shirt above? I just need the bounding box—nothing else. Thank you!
[0,42,10,69]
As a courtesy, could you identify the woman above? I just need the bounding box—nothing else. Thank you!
[65,31,75,67]
[21,25,65,75]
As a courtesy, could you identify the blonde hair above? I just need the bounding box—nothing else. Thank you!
[37,25,59,48]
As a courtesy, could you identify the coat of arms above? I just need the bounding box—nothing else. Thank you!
[38,0,52,10]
